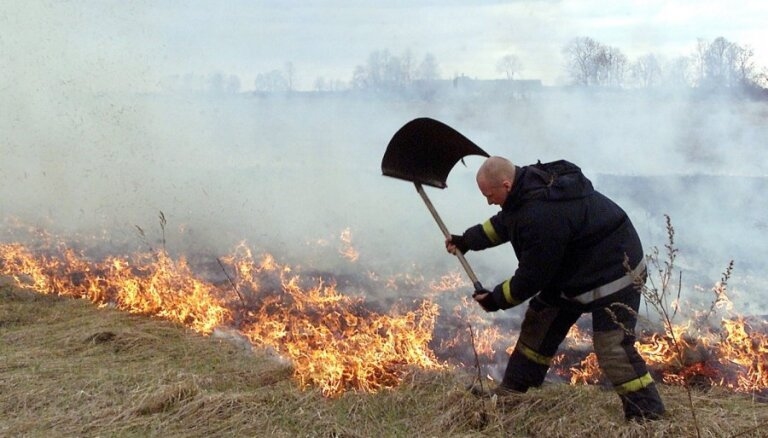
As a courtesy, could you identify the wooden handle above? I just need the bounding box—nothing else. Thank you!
[414,183,483,291]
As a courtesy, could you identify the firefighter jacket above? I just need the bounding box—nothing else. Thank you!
[461,160,644,309]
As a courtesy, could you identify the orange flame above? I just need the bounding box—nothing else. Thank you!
[1,225,766,397]
[429,270,468,293]
[0,242,228,333]
[0,232,443,397]
[555,317,768,395]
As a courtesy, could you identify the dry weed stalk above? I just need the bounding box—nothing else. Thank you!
[626,214,702,437]
[467,323,485,395]
[134,210,168,256]
[158,210,167,252]
[703,259,735,322]
[216,256,247,306]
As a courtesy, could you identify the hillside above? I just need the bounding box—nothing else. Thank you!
[2,279,766,437]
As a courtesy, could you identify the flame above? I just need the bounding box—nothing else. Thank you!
[567,353,602,385]
[226,246,442,395]
[0,242,228,333]
[717,317,768,392]
[554,317,768,395]
[1,224,766,397]
[0,230,443,397]
[429,270,468,293]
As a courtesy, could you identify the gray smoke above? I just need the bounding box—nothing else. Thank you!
[2,89,767,316]
[2,3,767,317]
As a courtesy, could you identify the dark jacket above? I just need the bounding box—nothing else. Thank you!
[462,160,643,308]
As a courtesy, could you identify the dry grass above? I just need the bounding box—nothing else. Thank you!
[2,279,767,437]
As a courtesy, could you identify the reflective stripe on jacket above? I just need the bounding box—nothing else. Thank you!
[462,161,645,305]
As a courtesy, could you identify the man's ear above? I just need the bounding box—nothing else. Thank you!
[503,180,513,192]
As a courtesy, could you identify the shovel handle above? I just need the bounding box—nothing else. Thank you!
[414,183,483,292]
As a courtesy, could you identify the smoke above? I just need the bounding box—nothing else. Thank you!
[2,4,767,316]
[2,88,767,314]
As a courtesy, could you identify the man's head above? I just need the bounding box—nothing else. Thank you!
[476,156,515,206]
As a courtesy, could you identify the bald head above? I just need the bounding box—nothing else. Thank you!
[477,156,516,185]
[476,156,516,206]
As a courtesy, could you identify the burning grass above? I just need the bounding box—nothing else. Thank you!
[0,227,446,399]
[2,283,767,437]
[2,219,768,435]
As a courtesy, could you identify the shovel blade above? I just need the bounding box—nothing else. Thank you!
[381,118,490,189]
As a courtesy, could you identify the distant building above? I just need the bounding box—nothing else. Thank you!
[412,75,543,100]
[451,75,542,93]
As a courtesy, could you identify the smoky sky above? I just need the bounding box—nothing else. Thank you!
[2,87,767,315]
[1,1,767,317]
[2,1,767,90]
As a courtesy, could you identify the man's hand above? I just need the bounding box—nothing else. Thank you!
[445,234,469,255]
[472,289,500,312]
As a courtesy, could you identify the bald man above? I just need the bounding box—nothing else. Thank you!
[446,156,665,422]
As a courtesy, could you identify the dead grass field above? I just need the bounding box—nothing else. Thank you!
[2,279,767,437]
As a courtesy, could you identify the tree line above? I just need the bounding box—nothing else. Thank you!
[159,36,767,95]
[563,36,763,91]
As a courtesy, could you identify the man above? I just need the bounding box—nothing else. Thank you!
[446,156,665,421]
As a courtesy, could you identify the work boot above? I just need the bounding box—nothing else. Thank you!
[621,383,666,422]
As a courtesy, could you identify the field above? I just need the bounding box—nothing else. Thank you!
[2,278,767,437]
[2,90,768,437]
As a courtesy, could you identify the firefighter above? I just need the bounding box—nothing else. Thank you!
[446,156,665,421]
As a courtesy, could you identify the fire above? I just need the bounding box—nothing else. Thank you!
[0,242,228,333]
[0,229,443,397]
[554,317,768,396]
[567,353,602,385]
[1,224,766,397]
[716,317,767,392]
[630,318,768,393]
[226,245,442,395]
[429,270,468,293]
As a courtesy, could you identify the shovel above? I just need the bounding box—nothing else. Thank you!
[381,117,489,292]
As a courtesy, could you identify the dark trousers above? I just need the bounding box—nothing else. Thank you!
[501,285,665,419]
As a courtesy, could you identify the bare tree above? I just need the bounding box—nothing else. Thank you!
[367,50,390,89]
[383,52,409,88]
[254,70,288,93]
[416,53,440,81]
[206,73,241,94]
[703,36,732,87]
[223,75,241,94]
[595,46,627,86]
[351,49,422,92]
[412,53,441,101]
[663,55,694,89]
[313,76,346,92]
[756,67,768,89]
[284,62,296,92]
[562,37,627,87]
[691,36,758,89]
[730,43,755,86]
[400,49,415,85]
[562,37,603,86]
[314,76,327,92]
[631,53,663,88]
[496,54,522,80]
[350,65,368,90]
[356,50,388,90]
[208,73,225,93]
[691,38,709,87]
